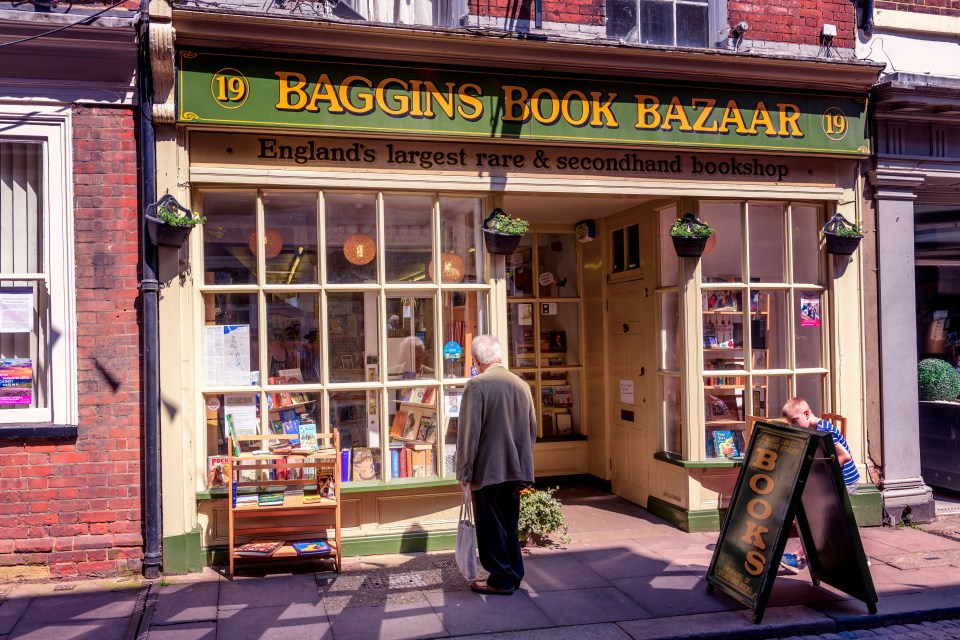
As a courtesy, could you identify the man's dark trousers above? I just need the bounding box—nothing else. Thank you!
[473,480,524,590]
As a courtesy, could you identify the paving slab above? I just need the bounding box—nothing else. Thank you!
[568,542,675,580]
[612,573,742,617]
[519,554,610,593]
[423,589,552,636]
[616,604,835,639]
[152,581,219,625]
[8,618,131,640]
[14,589,139,623]
[528,586,652,625]
[148,621,217,640]
[0,593,33,635]
[446,622,633,640]
[327,600,448,640]
[216,602,331,640]
[218,573,320,610]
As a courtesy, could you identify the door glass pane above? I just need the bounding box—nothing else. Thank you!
[661,375,681,455]
[676,2,708,47]
[507,302,536,369]
[385,296,436,381]
[659,205,678,287]
[262,191,318,286]
[795,290,824,369]
[442,291,486,379]
[792,204,822,285]
[700,202,742,283]
[506,235,534,297]
[541,370,580,437]
[612,228,625,273]
[537,232,578,297]
[440,197,484,284]
[540,302,579,367]
[661,291,679,371]
[640,0,673,45]
[265,292,320,380]
[325,193,377,285]
[202,292,259,387]
[385,194,433,283]
[201,191,257,285]
[328,292,378,383]
[749,203,785,283]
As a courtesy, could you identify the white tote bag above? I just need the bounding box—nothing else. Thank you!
[455,485,478,581]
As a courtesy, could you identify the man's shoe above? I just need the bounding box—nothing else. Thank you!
[780,553,800,574]
[469,580,515,596]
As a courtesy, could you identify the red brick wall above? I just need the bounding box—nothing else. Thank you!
[0,105,143,580]
[875,0,960,17]
[729,0,855,49]
[468,0,605,26]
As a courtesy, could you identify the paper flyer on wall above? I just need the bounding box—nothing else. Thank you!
[223,394,259,439]
[204,325,251,386]
[0,359,32,405]
[800,291,821,328]
[444,388,464,418]
[0,288,34,333]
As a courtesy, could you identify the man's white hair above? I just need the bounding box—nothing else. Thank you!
[471,335,502,366]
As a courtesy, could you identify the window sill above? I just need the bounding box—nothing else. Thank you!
[654,451,742,468]
[537,434,588,443]
[196,476,461,501]
[0,424,78,439]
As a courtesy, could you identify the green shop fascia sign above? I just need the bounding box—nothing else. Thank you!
[178,49,870,156]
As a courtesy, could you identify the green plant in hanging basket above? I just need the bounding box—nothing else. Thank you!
[518,486,570,545]
[155,201,206,228]
[485,210,529,236]
[829,217,863,238]
[669,214,714,239]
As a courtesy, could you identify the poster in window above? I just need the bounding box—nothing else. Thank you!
[204,325,251,386]
[0,359,32,405]
[800,291,821,328]
[0,288,33,333]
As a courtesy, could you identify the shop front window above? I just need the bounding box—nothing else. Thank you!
[199,190,487,487]
[659,201,829,460]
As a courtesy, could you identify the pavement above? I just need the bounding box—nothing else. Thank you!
[4,485,960,640]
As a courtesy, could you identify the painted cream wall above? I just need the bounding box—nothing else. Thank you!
[857,10,960,77]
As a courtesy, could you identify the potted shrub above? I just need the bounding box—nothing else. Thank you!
[146,194,206,248]
[822,213,863,256]
[518,486,570,546]
[482,208,529,255]
[669,213,714,258]
[918,357,960,492]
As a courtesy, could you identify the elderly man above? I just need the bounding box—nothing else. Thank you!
[457,335,538,595]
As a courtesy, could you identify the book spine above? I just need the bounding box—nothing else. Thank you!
[340,449,350,483]
[400,447,409,478]
[390,448,400,479]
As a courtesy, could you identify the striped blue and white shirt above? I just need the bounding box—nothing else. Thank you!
[817,419,860,487]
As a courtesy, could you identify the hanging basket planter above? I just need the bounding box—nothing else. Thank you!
[822,213,863,256]
[671,235,709,258]
[145,194,205,249]
[482,229,524,255]
[482,208,529,256]
[669,213,714,258]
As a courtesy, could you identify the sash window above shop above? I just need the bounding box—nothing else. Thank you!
[341,0,468,26]
[606,0,726,48]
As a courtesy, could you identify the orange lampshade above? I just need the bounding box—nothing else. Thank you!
[248,228,283,259]
[429,252,466,284]
[343,234,376,265]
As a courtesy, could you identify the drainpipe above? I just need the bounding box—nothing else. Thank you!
[137,0,163,580]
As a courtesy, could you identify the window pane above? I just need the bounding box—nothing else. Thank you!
[752,376,789,418]
[202,293,258,386]
[385,296,436,381]
[506,235,534,297]
[660,291,679,370]
[537,232,578,297]
[792,204,822,285]
[607,0,638,40]
[325,194,377,285]
[442,291,487,378]
[262,191,318,285]
[440,197,484,284]
[0,142,42,273]
[388,388,438,478]
[749,203,785,283]
[201,191,257,285]
[795,290,824,369]
[541,302,579,367]
[659,206,678,287]
[795,375,825,414]
[640,0,674,45]
[751,290,785,371]
[700,202,742,283]
[330,390,379,479]
[328,292,378,383]
[676,2,708,47]
[0,282,45,411]
[266,292,320,380]
[541,370,580,437]
[702,288,743,370]
[441,386,464,477]
[705,384,745,458]
[507,303,536,368]
[385,194,433,283]
[661,375,681,454]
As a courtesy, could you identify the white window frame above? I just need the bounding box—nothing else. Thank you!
[0,105,78,426]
